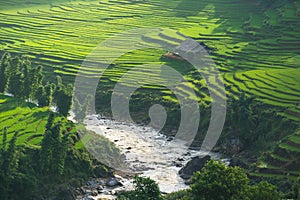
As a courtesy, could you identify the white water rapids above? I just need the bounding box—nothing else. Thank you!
[82,114,221,197]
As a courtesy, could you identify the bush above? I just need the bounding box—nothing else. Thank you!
[164,189,192,200]
[248,181,281,200]
[117,176,162,200]
[190,160,249,200]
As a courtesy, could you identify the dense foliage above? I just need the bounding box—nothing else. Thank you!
[117,176,162,200]
[0,113,112,199]
[190,160,250,199]
[117,160,294,200]
[0,53,72,116]
[166,160,288,200]
[224,93,298,150]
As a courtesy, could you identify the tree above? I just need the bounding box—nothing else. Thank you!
[73,95,92,122]
[190,160,281,200]
[36,85,47,107]
[248,181,280,200]
[133,176,161,200]
[53,132,68,175]
[39,129,53,174]
[44,82,53,106]
[1,127,7,154]
[55,87,72,116]
[1,54,45,100]
[0,128,8,175]
[7,56,21,96]
[50,123,66,175]
[73,96,82,119]
[54,80,72,116]
[191,160,249,200]
[39,113,55,173]
[31,65,44,100]
[8,72,24,98]
[0,53,11,93]
[4,131,19,174]
[45,112,55,131]
[0,128,8,199]
[226,93,257,146]
[0,128,37,200]
[290,177,300,200]
[117,176,162,200]
[39,120,67,176]
[0,131,19,200]
[36,82,53,107]
[22,56,32,99]
[7,56,21,78]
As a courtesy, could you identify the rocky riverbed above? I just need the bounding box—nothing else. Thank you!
[75,114,224,199]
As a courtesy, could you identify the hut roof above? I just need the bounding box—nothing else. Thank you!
[174,39,203,54]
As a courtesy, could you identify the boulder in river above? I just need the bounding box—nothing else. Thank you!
[106,177,123,187]
[175,163,183,167]
[179,155,211,179]
[177,158,184,162]
[83,195,94,200]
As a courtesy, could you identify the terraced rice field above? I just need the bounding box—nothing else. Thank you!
[224,68,300,107]
[0,0,299,176]
[0,94,76,148]
[261,130,300,178]
[0,0,299,106]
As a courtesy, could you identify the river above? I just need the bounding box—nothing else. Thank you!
[78,114,223,199]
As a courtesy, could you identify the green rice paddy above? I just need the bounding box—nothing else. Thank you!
[0,94,63,148]
[0,0,299,177]
[0,0,298,107]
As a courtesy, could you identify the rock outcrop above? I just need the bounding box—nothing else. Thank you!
[179,155,211,180]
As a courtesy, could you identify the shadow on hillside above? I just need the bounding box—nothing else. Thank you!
[0,95,36,112]
[174,0,206,18]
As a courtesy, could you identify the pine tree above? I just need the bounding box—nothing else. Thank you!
[7,56,20,78]
[7,56,21,96]
[36,85,47,107]
[40,114,56,174]
[8,72,24,98]
[30,65,44,100]
[53,75,63,103]
[44,82,53,106]
[0,53,11,93]
[22,57,32,100]
[0,127,8,200]
[36,82,53,107]
[40,121,67,176]
[3,131,19,175]
[55,83,73,117]
[51,123,67,175]
[39,130,53,174]
[45,113,55,131]
[1,131,19,200]
[73,96,82,119]
[73,95,92,122]
[1,127,7,154]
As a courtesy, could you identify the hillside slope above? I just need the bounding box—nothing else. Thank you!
[0,0,299,180]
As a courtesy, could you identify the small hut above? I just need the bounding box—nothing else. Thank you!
[161,39,208,61]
